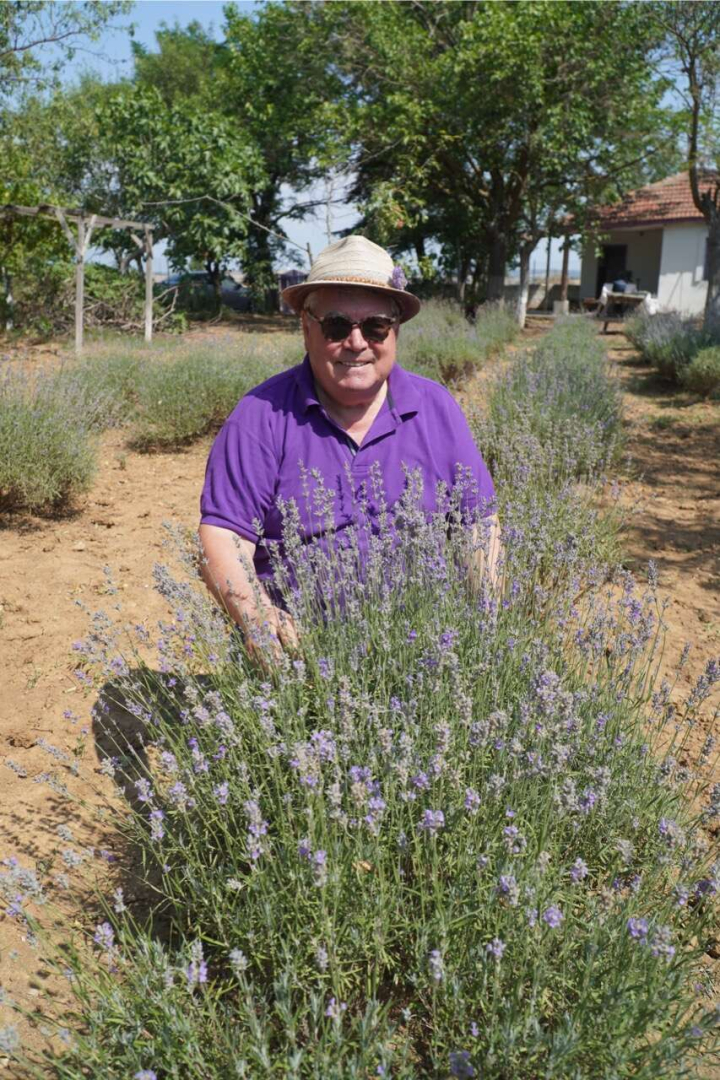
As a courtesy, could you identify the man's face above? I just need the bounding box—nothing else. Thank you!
[302,286,398,408]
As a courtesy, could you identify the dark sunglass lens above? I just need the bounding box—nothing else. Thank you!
[321,315,354,341]
[362,317,394,341]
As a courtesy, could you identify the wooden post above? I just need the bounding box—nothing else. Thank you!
[144,229,153,343]
[75,217,85,354]
[560,238,570,302]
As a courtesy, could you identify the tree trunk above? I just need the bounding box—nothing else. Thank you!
[516,242,535,328]
[486,237,507,301]
[703,217,720,333]
[2,268,13,331]
[206,260,222,312]
[560,238,570,302]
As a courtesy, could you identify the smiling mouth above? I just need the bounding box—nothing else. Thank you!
[337,359,372,368]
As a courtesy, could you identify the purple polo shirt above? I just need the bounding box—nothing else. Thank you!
[200,355,495,585]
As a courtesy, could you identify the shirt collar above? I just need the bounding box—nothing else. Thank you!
[296,354,421,418]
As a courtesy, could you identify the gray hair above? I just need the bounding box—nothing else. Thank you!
[302,288,400,319]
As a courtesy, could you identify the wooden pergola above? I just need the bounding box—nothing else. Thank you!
[1,203,154,352]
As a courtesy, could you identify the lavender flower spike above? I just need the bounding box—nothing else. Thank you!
[390,264,408,290]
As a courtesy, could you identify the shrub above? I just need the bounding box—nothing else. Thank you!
[12,493,719,1079]
[4,261,186,339]
[400,300,517,384]
[126,336,297,449]
[680,345,720,398]
[625,312,717,382]
[0,370,97,511]
[472,319,622,483]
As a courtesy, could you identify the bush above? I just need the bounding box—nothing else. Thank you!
[472,319,622,483]
[14,492,719,1078]
[0,370,97,511]
[400,300,518,384]
[625,312,717,382]
[680,345,720,398]
[4,261,187,339]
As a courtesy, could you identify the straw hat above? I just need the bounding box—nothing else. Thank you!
[281,235,421,322]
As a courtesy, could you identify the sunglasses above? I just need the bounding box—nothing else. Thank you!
[304,308,397,343]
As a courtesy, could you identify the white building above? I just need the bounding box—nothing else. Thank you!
[580,173,712,316]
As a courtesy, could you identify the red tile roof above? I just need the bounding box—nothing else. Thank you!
[590,172,714,229]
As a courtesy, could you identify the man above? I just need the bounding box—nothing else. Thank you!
[199,235,500,652]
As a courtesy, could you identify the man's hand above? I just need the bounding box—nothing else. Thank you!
[199,523,299,665]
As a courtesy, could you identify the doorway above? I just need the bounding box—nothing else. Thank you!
[596,244,627,296]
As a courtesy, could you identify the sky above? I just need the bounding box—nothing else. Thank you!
[64,0,579,277]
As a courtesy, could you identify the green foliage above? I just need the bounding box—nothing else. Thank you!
[126,342,294,449]
[0,371,96,511]
[626,312,719,382]
[400,300,518,384]
[10,319,719,1077]
[474,319,622,482]
[2,262,186,339]
[680,345,720,397]
[322,1,677,294]
[0,1,130,98]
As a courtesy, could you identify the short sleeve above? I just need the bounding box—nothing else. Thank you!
[200,415,278,543]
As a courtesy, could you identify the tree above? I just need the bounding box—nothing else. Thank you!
[651,2,720,330]
[94,85,265,303]
[323,1,677,321]
[0,0,130,98]
[221,3,348,299]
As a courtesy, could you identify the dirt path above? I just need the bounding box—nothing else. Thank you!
[609,334,720,736]
[0,325,718,1069]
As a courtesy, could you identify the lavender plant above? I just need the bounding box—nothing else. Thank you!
[625,312,719,383]
[0,368,98,511]
[6,476,719,1079]
[399,300,518,385]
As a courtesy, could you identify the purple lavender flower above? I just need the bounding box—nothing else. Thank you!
[627,917,649,940]
[134,1072,157,1080]
[134,778,153,803]
[449,1050,475,1078]
[428,948,444,983]
[650,925,675,961]
[93,922,115,952]
[325,996,347,1020]
[411,772,431,792]
[484,937,506,960]
[298,839,312,860]
[464,788,480,814]
[390,265,408,290]
[186,940,207,989]
[418,809,445,835]
[213,782,230,806]
[542,905,563,929]
[149,809,165,842]
[570,858,589,883]
[496,874,520,907]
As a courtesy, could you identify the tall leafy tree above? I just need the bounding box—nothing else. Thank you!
[221,3,348,294]
[650,1,720,329]
[324,1,675,317]
[0,0,130,98]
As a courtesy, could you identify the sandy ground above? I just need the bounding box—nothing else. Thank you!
[0,321,718,1071]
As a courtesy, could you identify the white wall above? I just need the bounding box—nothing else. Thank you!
[580,229,663,299]
[657,222,709,316]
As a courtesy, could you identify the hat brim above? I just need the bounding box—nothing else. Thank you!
[281,280,421,323]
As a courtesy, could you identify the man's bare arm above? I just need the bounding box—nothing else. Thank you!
[198,524,298,648]
[469,513,503,594]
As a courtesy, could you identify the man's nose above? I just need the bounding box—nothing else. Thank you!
[345,324,368,351]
